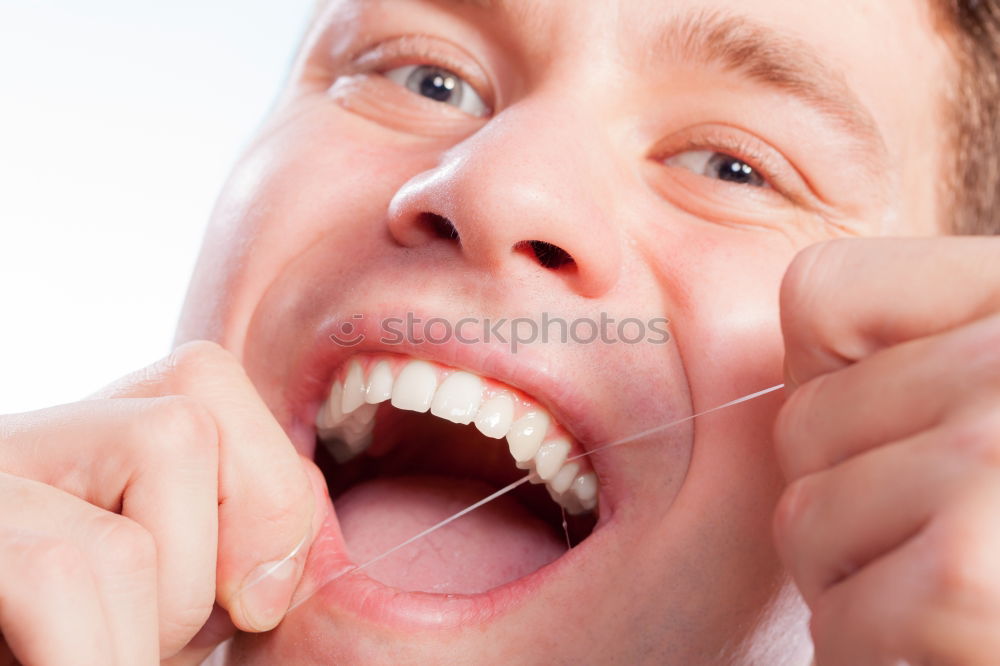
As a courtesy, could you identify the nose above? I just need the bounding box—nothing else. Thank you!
[386,101,622,298]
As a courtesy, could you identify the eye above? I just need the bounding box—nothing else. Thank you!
[664,150,769,188]
[384,64,490,118]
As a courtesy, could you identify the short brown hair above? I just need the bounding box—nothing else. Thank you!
[938,0,1000,235]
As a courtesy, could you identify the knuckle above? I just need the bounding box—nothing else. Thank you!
[976,316,1000,367]
[139,395,219,460]
[19,534,89,582]
[924,526,996,611]
[89,514,158,575]
[945,316,1000,395]
[2,476,39,509]
[162,604,215,650]
[949,412,1000,469]
[781,242,831,305]
[98,342,234,399]
[165,340,241,387]
[772,476,814,550]
[773,378,824,476]
[953,320,1000,389]
[780,240,846,323]
[781,239,875,374]
[221,465,314,543]
[772,404,798,475]
[240,481,310,531]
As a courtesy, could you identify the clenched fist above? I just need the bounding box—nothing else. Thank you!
[774,238,1000,664]
[0,341,324,665]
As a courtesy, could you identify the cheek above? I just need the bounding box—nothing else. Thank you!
[178,100,443,352]
[643,222,795,413]
[680,243,789,402]
[638,196,849,417]
[631,224,799,508]
[607,233,796,632]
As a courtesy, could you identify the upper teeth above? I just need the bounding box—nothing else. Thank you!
[315,355,598,514]
[473,394,515,438]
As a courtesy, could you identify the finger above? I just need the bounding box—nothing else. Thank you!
[166,458,329,665]
[780,237,1000,389]
[810,533,929,665]
[0,473,159,666]
[774,424,968,605]
[811,479,1000,665]
[0,397,219,656]
[774,312,1000,479]
[99,340,316,632]
[915,480,1000,656]
[0,532,113,666]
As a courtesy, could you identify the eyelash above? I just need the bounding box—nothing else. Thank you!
[667,133,789,194]
[351,35,493,109]
[346,39,801,201]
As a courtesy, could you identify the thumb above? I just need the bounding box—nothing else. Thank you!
[166,457,329,666]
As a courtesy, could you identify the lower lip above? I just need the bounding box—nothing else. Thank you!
[291,495,610,630]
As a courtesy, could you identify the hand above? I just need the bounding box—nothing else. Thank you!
[773,237,1000,664]
[0,341,323,665]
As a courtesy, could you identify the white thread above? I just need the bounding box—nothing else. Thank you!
[561,506,571,551]
[566,383,785,463]
[287,384,784,612]
[287,476,533,612]
[243,531,309,592]
[352,476,533,574]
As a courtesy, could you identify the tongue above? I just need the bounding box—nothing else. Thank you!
[335,475,566,594]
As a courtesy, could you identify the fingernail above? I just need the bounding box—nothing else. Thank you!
[239,555,300,631]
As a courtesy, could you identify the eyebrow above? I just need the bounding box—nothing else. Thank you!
[439,1,889,177]
[650,10,888,163]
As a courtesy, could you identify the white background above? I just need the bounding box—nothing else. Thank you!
[0,0,314,412]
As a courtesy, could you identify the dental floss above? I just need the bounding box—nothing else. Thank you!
[560,506,572,551]
[565,383,785,464]
[286,383,785,613]
[242,532,309,592]
[287,476,532,611]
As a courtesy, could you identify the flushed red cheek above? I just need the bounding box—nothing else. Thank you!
[184,106,442,349]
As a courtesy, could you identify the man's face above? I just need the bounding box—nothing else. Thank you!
[177,0,952,661]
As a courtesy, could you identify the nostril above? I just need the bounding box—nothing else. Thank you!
[417,213,460,242]
[516,240,575,270]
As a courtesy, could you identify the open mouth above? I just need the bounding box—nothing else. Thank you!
[311,353,600,596]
